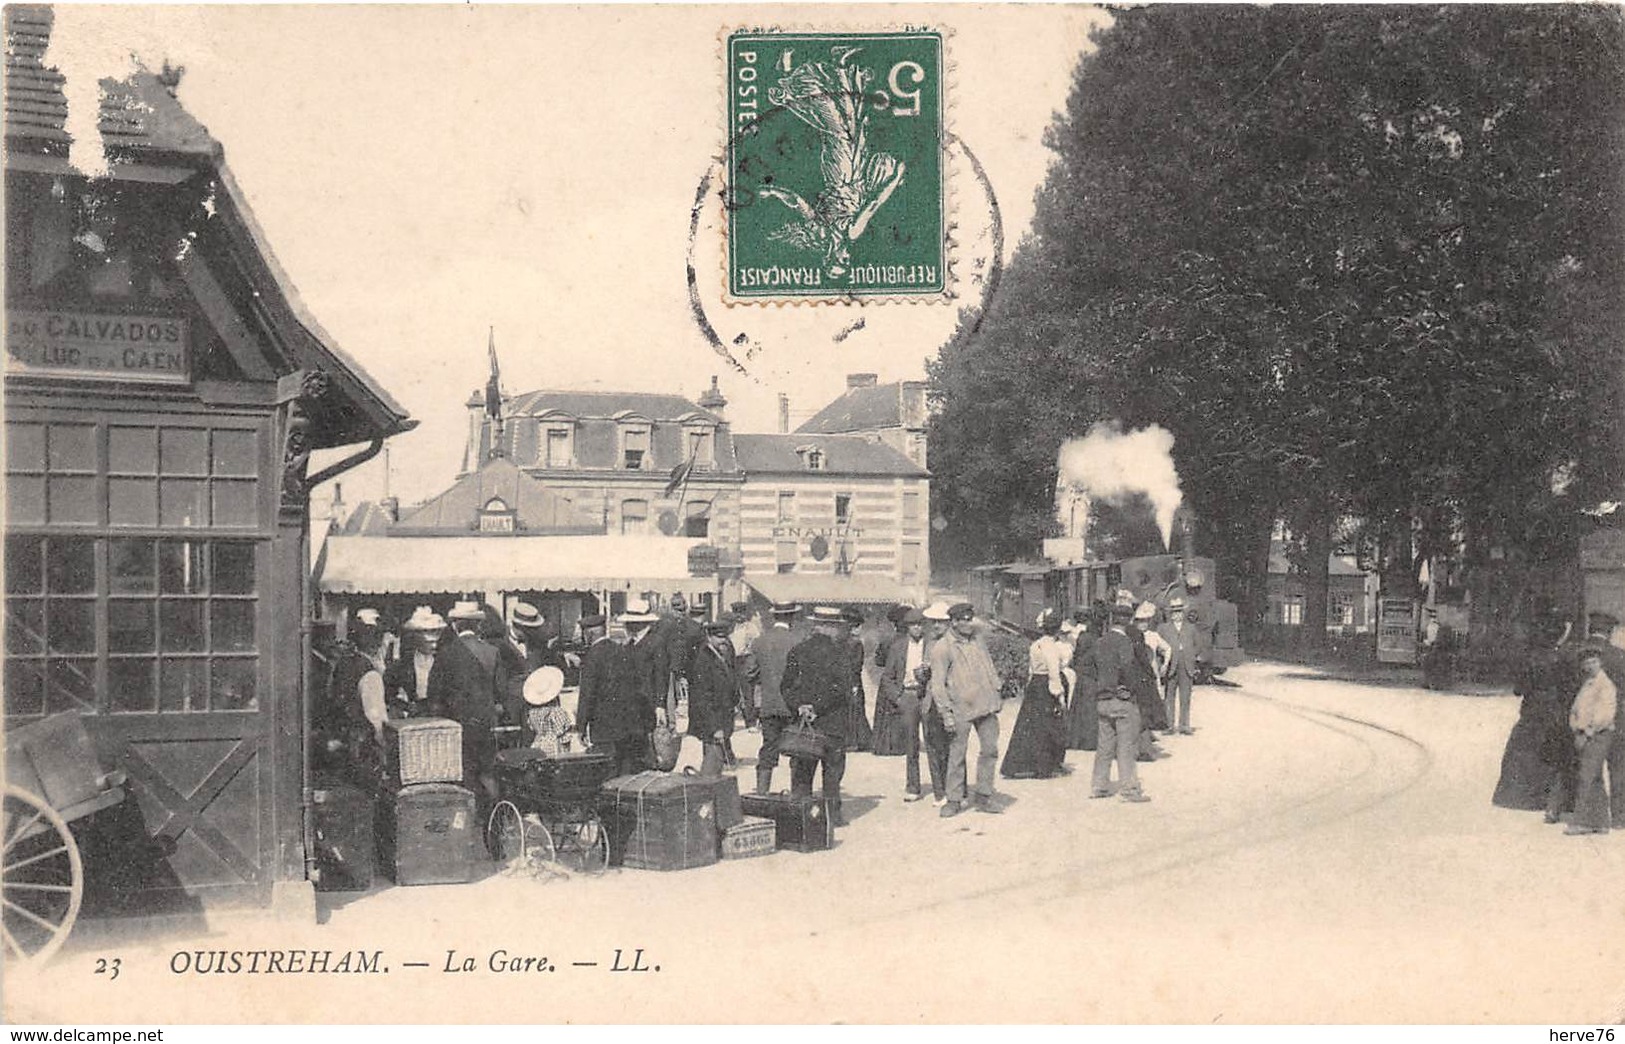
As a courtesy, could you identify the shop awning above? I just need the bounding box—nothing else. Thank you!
[747,574,921,607]
[317,534,715,595]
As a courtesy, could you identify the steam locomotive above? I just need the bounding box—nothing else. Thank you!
[965,551,1245,679]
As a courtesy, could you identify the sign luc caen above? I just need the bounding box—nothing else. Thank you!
[5,310,190,384]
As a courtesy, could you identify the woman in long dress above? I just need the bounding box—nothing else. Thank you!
[1066,607,1100,751]
[1493,615,1576,810]
[1002,610,1070,779]
[842,609,874,752]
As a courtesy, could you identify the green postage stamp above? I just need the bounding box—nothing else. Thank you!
[726,30,946,301]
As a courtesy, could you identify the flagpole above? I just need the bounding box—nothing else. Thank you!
[673,439,698,518]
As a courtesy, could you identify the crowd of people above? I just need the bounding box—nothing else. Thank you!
[313,578,1221,836]
[1492,610,1624,836]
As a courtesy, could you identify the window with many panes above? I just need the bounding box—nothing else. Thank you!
[777,491,796,523]
[621,499,649,535]
[6,535,259,717]
[775,540,798,574]
[6,419,259,529]
[3,417,264,720]
[835,493,853,525]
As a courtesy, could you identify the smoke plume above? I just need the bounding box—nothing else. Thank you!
[1056,423,1184,549]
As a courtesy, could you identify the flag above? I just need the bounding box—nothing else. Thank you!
[484,327,502,419]
[662,456,693,499]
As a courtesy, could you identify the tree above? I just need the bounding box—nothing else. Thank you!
[929,5,1625,645]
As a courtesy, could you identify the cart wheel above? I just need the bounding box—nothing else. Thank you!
[527,818,557,869]
[486,801,525,866]
[577,812,609,876]
[2,786,82,964]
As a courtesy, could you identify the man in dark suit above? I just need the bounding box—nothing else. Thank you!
[427,600,508,808]
[1080,603,1150,802]
[782,606,855,826]
[575,614,653,777]
[688,620,740,777]
[383,606,444,719]
[749,602,801,795]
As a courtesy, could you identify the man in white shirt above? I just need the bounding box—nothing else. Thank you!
[879,607,947,803]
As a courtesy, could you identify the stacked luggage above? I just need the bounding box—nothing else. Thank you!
[311,785,375,892]
[376,718,477,885]
[740,792,834,852]
[599,771,720,871]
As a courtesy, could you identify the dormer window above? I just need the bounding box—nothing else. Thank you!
[797,445,825,471]
[677,413,715,470]
[531,410,576,469]
[616,412,653,471]
[686,427,714,468]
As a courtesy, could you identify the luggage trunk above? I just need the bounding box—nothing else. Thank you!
[599,771,718,871]
[739,792,833,852]
[376,783,478,885]
[719,816,775,860]
[691,770,743,829]
[311,785,375,892]
[496,748,616,805]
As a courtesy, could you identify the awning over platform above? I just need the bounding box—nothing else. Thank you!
[746,573,921,607]
[317,535,714,595]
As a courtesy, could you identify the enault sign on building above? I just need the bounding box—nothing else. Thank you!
[3,6,413,916]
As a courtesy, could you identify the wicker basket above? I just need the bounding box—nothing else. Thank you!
[719,816,776,860]
[382,718,463,785]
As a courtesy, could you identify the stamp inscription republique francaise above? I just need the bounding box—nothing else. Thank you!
[726,30,946,301]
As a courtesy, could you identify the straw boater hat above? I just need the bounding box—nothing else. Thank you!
[619,597,659,624]
[354,607,381,627]
[402,606,446,632]
[810,606,845,625]
[770,601,800,616]
[1134,601,1158,622]
[510,602,543,628]
[448,599,485,621]
[921,602,952,622]
[1168,596,1187,611]
[522,666,566,706]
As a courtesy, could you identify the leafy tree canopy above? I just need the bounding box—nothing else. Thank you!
[929,4,1624,635]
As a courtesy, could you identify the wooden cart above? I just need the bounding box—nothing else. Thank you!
[4,713,128,963]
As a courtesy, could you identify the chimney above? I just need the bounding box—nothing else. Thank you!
[461,390,486,477]
[329,482,346,523]
[380,497,400,523]
[846,373,879,390]
[778,393,790,434]
[697,374,727,419]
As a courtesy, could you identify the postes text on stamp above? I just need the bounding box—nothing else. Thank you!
[726,30,946,301]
